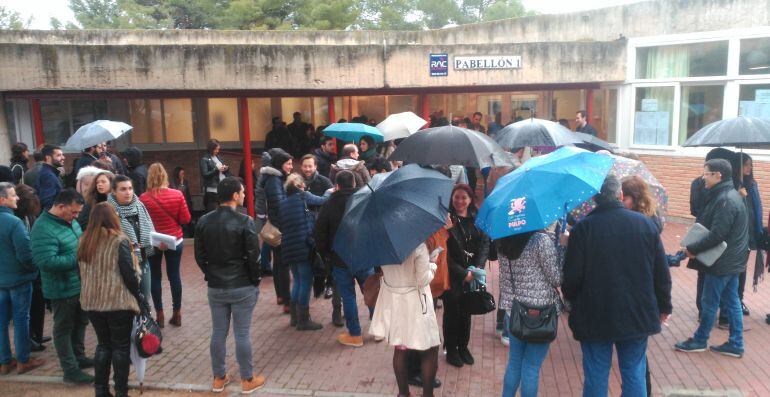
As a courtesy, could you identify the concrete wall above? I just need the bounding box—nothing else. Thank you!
[0,42,625,91]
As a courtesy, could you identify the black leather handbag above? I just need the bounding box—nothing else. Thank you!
[508,299,558,344]
[461,285,496,315]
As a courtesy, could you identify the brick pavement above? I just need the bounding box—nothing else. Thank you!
[3,222,770,396]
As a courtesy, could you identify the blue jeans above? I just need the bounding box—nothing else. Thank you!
[260,241,272,273]
[149,245,184,311]
[502,334,551,397]
[332,266,373,336]
[695,273,743,350]
[581,337,648,397]
[208,285,259,379]
[290,262,313,306]
[0,282,33,364]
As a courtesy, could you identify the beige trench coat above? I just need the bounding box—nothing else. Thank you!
[369,243,441,351]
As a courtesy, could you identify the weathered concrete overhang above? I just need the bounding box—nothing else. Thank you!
[0,41,625,92]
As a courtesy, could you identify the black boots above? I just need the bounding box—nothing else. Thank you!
[331,290,344,327]
[296,305,322,331]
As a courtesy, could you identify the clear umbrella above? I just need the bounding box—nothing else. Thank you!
[64,120,133,151]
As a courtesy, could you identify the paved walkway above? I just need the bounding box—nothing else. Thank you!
[2,223,770,396]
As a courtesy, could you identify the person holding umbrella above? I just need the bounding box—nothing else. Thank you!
[443,184,489,368]
[738,153,761,317]
[77,202,141,397]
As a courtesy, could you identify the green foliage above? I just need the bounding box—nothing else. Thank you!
[0,6,30,30]
[64,0,529,30]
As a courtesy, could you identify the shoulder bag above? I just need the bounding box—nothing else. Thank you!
[460,283,496,315]
[259,220,282,247]
[506,258,559,343]
[133,293,163,358]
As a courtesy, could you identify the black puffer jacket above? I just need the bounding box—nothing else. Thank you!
[259,166,286,229]
[686,180,749,277]
[194,206,260,288]
[314,188,357,269]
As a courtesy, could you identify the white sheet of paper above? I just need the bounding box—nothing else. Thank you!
[150,232,184,251]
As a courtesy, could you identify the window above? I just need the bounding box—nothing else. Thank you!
[129,99,163,144]
[591,89,619,143]
[130,99,193,144]
[604,89,618,143]
[511,96,538,121]
[41,100,110,146]
[475,95,502,128]
[447,95,468,120]
[740,38,770,75]
[388,95,418,115]
[4,101,16,144]
[281,98,312,127]
[678,85,724,144]
[552,90,583,129]
[208,98,240,142]
[636,41,728,79]
[739,84,770,120]
[633,87,674,146]
[353,96,385,124]
[247,98,272,142]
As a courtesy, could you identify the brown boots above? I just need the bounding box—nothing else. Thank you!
[157,309,181,328]
[156,310,165,328]
[169,309,181,327]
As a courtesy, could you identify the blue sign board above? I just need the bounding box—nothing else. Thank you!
[430,54,448,77]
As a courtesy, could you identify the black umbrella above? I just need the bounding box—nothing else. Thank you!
[388,125,505,168]
[495,118,582,149]
[682,116,770,148]
[573,131,616,153]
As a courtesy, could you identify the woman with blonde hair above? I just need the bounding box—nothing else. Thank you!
[78,202,142,397]
[139,163,191,327]
[279,172,329,330]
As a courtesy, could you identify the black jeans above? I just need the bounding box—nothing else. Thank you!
[272,246,291,303]
[442,292,471,350]
[88,310,133,396]
[29,277,46,342]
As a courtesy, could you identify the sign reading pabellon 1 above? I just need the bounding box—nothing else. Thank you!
[454,55,522,70]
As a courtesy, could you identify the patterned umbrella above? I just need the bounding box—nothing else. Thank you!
[570,154,668,222]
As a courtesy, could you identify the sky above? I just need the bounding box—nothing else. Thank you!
[2,0,643,30]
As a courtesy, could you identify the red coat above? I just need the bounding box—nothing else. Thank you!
[140,188,191,239]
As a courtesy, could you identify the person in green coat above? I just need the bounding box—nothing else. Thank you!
[30,189,94,384]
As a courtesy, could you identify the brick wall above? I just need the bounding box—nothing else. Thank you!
[638,154,770,224]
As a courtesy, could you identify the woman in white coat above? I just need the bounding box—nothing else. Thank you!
[370,243,440,397]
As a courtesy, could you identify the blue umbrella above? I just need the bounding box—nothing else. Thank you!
[475,146,614,239]
[323,122,384,143]
[333,164,452,271]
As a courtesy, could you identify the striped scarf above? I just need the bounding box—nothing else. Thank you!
[107,194,155,258]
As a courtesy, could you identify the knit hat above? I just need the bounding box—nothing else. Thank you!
[269,148,293,173]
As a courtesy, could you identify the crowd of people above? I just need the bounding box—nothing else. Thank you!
[0,106,756,397]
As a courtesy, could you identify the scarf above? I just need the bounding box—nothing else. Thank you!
[107,193,155,258]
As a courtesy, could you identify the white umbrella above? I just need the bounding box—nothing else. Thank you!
[376,112,428,141]
[64,120,133,151]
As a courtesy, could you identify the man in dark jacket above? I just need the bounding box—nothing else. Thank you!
[675,159,749,358]
[575,110,598,137]
[123,146,148,197]
[287,112,310,158]
[23,149,44,187]
[194,176,265,393]
[563,175,672,397]
[35,145,65,210]
[299,154,335,299]
[313,136,337,178]
[70,144,101,185]
[314,170,372,347]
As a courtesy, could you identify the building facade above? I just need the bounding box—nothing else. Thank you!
[1,0,770,219]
